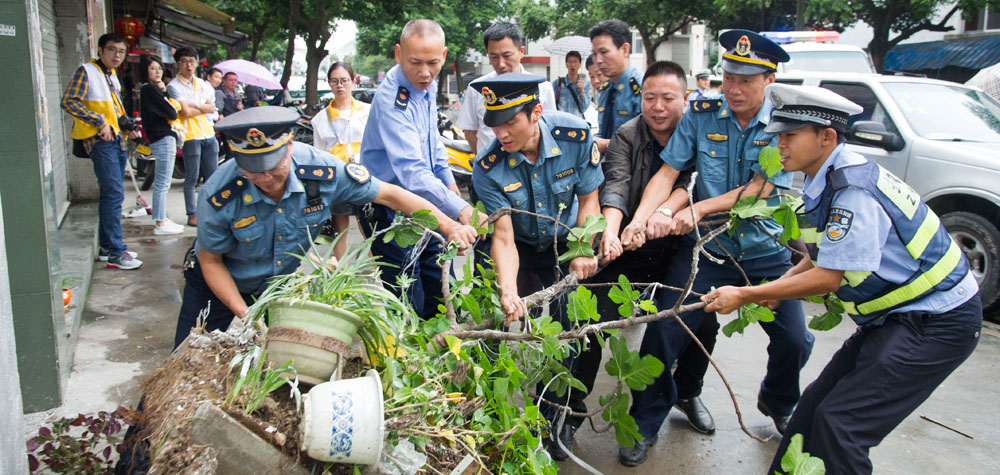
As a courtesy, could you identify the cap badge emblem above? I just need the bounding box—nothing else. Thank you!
[483,87,498,105]
[735,35,752,56]
[246,128,266,147]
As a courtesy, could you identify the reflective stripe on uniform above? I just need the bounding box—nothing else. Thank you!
[905,210,940,260]
[842,240,963,315]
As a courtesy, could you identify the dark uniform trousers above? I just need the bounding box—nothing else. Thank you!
[358,203,446,319]
[567,237,720,429]
[768,295,982,475]
[174,257,258,348]
[631,237,815,437]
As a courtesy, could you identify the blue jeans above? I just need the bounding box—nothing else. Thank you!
[149,135,177,222]
[90,140,128,256]
[181,136,219,218]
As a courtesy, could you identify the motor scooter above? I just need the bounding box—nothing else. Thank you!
[438,110,474,195]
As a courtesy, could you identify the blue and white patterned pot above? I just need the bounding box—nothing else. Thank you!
[300,369,384,465]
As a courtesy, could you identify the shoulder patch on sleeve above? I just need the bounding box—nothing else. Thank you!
[295,165,336,181]
[477,142,507,172]
[825,207,854,243]
[629,77,640,96]
[394,86,409,110]
[551,126,588,142]
[208,177,248,210]
[690,99,723,113]
[344,163,371,183]
[589,142,601,167]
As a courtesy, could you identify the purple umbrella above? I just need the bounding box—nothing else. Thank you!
[213,59,282,90]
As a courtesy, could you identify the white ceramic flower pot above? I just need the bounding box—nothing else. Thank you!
[300,369,385,465]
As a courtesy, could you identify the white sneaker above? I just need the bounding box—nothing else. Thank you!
[154,219,185,235]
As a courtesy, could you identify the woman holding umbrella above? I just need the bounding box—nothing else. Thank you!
[311,62,371,259]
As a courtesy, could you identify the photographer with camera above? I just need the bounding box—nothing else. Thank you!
[61,33,143,270]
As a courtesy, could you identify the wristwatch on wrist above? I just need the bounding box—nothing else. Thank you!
[655,207,673,218]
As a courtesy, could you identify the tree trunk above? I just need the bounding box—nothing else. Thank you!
[795,0,806,30]
[305,45,328,108]
[868,32,890,73]
[638,29,657,66]
[280,0,300,88]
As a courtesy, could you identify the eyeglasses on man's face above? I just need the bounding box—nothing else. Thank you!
[103,46,127,57]
[178,58,199,65]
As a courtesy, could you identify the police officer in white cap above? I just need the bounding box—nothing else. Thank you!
[704,83,982,474]
[173,106,477,348]
[688,69,716,102]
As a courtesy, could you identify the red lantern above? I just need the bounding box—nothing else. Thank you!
[114,14,145,47]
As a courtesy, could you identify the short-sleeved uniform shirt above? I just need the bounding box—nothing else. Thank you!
[472,112,604,251]
[197,143,381,294]
[596,65,643,138]
[661,96,792,260]
[360,65,467,219]
[167,75,217,140]
[457,67,557,150]
[803,144,979,314]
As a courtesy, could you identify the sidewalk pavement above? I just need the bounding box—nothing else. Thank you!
[22,175,1000,474]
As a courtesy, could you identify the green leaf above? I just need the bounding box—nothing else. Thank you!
[559,238,595,263]
[758,146,784,178]
[638,299,658,314]
[731,195,776,220]
[608,274,640,318]
[773,206,801,244]
[436,241,461,266]
[802,295,825,304]
[568,286,600,323]
[408,209,439,230]
[722,303,774,337]
[780,433,826,475]
[444,335,462,356]
[533,316,564,336]
[605,336,665,391]
[559,215,606,262]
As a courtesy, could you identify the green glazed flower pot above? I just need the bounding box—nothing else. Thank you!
[264,298,364,385]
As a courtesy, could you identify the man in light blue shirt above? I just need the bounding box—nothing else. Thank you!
[704,83,981,474]
[360,19,482,318]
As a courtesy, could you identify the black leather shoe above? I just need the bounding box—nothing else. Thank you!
[618,434,658,467]
[674,397,716,434]
[757,396,790,435]
[545,423,578,461]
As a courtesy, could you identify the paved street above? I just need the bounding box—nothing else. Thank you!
[22,177,1000,474]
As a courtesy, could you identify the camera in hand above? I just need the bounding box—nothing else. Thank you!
[118,115,140,132]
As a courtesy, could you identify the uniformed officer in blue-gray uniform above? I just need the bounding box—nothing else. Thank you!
[704,83,982,474]
[470,73,603,461]
[687,69,718,102]
[615,30,814,466]
[173,106,476,348]
[590,20,643,153]
[359,19,482,319]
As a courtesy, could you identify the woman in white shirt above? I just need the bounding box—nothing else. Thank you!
[311,62,371,259]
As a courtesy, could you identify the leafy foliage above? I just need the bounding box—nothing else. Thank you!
[558,214,607,263]
[382,209,439,249]
[26,407,136,474]
[722,302,776,337]
[808,294,846,331]
[779,433,826,475]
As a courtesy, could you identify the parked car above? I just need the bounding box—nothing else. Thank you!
[780,42,876,74]
[777,72,1000,310]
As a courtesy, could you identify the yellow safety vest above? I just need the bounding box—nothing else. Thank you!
[70,60,125,140]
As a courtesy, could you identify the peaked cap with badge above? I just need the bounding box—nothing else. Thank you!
[215,106,301,173]
[763,83,864,134]
[471,73,546,127]
[719,29,790,75]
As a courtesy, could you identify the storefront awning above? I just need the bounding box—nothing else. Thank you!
[147,0,247,51]
[885,34,1000,72]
